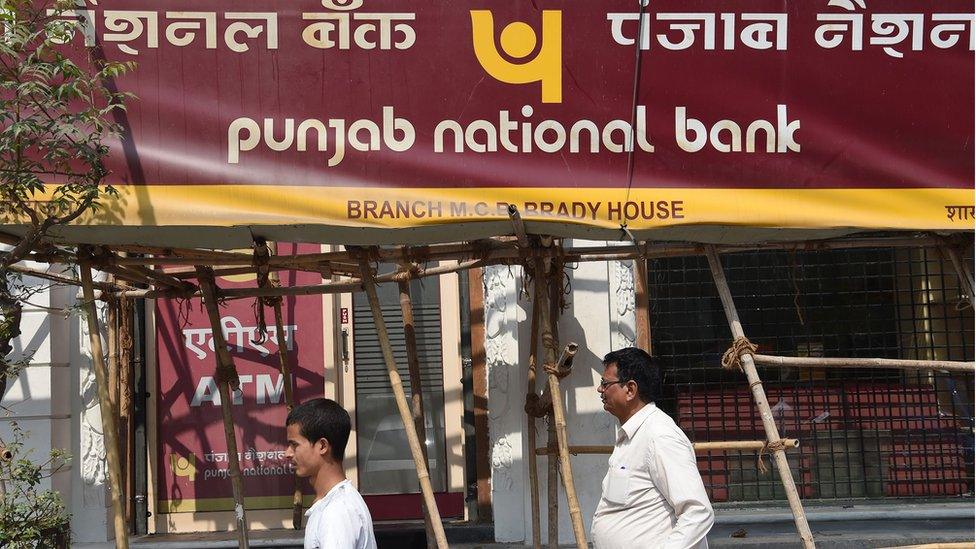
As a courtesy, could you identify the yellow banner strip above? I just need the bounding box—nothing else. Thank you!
[16,186,975,231]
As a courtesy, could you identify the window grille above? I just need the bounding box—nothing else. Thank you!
[648,244,974,502]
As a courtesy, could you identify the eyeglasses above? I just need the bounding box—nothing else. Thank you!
[597,378,628,390]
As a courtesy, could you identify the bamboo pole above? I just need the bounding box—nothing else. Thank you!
[356,254,449,549]
[534,439,801,455]
[704,246,815,549]
[942,244,974,303]
[167,263,342,280]
[97,262,189,291]
[196,267,250,549]
[540,263,559,549]
[547,421,558,549]
[633,244,651,353]
[535,258,587,549]
[6,264,120,290]
[78,263,130,549]
[107,295,119,410]
[508,204,530,248]
[398,277,437,549]
[752,354,975,373]
[114,263,188,291]
[526,263,544,549]
[118,295,135,529]
[265,243,303,530]
[111,258,489,300]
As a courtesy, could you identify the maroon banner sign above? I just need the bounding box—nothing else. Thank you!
[155,243,325,512]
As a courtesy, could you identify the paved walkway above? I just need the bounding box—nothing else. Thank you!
[74,501,975,549]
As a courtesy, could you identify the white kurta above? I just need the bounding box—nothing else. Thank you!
[591,403,715,549]
[304,479,377,549]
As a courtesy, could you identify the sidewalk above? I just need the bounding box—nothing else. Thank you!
[75,502,975,548]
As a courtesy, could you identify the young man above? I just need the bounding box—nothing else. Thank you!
[591,347,714,549]
[285,398,377,549]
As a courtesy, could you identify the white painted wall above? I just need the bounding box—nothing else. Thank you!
[0,264,112,543]
[486,241,637,544]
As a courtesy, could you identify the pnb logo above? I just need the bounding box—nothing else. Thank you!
[470,10,562,103]
[170,453,196,482]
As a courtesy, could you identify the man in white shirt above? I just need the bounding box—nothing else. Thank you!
[285,398,377,549]
[591,347,714,549]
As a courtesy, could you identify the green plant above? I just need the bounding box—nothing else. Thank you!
[0,421,71,548]
[0,0,133,394]
[0,2,131,544]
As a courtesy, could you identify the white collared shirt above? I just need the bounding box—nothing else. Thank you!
[304,479,377,549]
[591,403,714,549]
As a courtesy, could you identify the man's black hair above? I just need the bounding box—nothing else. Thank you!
[602,347,662,404]
[286,398,351,461]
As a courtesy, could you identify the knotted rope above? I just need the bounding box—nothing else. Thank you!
[393,263,423,282]
[721,337,758,372]
[757,439,790,474]
[543,361,571,379]
[251,239,277,344]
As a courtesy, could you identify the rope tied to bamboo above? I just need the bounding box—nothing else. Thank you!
[757,439,790,474]
[251,238,282,347]
[524,392,550,418]
[722,337,758,372]
[214,346,243,390]
[543,361,571,379]
[393,263,423,282]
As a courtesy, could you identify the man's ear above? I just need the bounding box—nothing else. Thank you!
[625,380,639,402]
[316,438,332,458]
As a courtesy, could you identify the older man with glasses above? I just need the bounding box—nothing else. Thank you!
[591,347,714,549]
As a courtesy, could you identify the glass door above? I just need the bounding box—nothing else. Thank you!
[348,265,464,519]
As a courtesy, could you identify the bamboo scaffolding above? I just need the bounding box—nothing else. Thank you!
[196,268,250,549]
[535,259,587,549]
[751,354,975,373]
[109,258,489,300]
[2,228,969,549]
[16,234,954,298]
[704,246,816,549]
[78,263,130,549]
[534,439,801,455]
[263,242,303,530]
[356,253,449,549]
[398,276,437,549]
[87,234,946,270]
[526,265,543,549]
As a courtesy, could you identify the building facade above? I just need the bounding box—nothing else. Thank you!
[2,239,973,544]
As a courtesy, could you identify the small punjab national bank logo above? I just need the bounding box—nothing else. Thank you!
[470,10,562,103]
[170,453,197,481]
